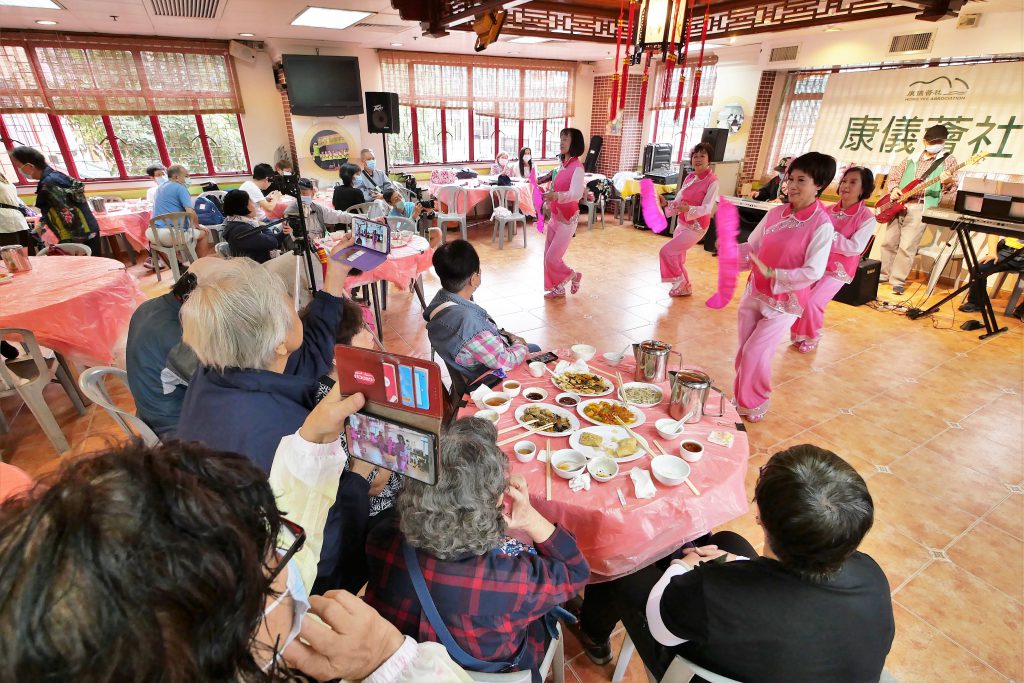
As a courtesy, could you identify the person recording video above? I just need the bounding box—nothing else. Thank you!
[284,178,359,241]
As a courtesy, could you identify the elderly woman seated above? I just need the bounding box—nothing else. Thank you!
[0,397,472,683]
[176,238,375,593]
[221,188,292,263]
[365,417,590,682]
[571,444,895,682]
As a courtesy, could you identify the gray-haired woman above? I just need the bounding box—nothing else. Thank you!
[176,235,377,594]
[364,417,590,682]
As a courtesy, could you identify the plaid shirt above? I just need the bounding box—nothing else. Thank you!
[886,153,960,207]
[365,519,590,681]
[455,330,528,374]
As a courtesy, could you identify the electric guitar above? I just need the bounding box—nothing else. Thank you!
[875,151,988,223]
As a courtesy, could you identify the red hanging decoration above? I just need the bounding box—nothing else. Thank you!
[609,0,625,123]
[620,0,637,112]
[638,51,653,125]
[661,0,683,103]
[688,0,711,120]
[673,0,695,123]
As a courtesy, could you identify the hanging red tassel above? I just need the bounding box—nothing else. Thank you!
[609,0,625,122]
[688,0,710,120]
[638,51,652,125]
[661,0,683,103]
[620,0,637,112]
[673,0,695,123]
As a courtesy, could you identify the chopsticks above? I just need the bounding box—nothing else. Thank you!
[614,416,657,459]
[545,437,552,501]
[496,424,547,447]
[615,371,631,407]
[653,440,701,496]
[497,419,537,435]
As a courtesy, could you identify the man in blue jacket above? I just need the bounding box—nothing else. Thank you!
[176,235,375,593]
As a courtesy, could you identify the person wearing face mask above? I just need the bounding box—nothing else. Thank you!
[284,177,358,242]
[518,147,534,179]
[491,151,517,178]
[734,152,837,422]
[880,124,959,295]
[145,162,167,204]
[0,407,473,683]
[750,157,791,202]
[152,163,212,257]
[354,148,395,203]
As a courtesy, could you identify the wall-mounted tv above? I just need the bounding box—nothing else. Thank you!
[281,54,364,117]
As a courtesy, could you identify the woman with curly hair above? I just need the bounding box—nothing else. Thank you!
[365,417,590,682]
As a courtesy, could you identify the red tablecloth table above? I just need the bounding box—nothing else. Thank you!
[344,235,434,291]
[38,209,151,253]
[0,256,146,366]
[429,180,537,217]
[457,353,750,581]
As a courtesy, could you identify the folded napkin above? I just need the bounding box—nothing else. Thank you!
[470,384,492,409]
[569,472,591,492]
[630,468,656,499]
[553,359,590,376]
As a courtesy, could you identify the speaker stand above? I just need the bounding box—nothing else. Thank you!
[381,132,390,177]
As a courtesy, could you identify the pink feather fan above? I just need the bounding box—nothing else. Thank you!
[529,167,545,234]
[639,178,668,234]
[705,197,739,309]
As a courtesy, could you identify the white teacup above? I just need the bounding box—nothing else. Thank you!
[528,362,545,378]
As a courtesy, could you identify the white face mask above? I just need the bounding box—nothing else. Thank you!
[522,155,532,163]
[260,556,310,672]
[925,143,944,154]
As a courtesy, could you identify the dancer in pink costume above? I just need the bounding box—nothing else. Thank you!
[659,142,719,296]
[791,166,877,353]
[543,128,586,299]
[734,152,837,422]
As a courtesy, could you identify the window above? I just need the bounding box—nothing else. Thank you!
[765,72,830,175]
[0,32,249,184]
[380,51,575,166]
[649,60,718,163]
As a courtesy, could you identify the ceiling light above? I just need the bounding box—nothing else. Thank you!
[0,0,63,8]
[391,42,403,46]
[35,18,58,24]
[238,32,255,37]
[824,25,841,32]
[291,6,372,30]
[508,36,552,44]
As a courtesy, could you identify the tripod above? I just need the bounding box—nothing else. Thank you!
[270,170,319,301]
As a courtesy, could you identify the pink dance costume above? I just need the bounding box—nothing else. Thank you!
[544,157,585,296]
[734,201,835,421]
[660,169,719,295]
[791,200,877,351]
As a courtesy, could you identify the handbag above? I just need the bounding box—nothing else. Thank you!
[401,541,573,673]
[430,169,459,186]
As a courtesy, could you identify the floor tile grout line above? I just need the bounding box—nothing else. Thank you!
[892,596,1015,680]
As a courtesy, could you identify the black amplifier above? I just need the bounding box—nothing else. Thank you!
[835,259,881,306]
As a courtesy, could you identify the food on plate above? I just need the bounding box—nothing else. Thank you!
[579,432,604,448]
[582,401,637,426]
[615,437,639,457]
[622,386,663,404]
[521,406,571,433]
[553,372,609,396]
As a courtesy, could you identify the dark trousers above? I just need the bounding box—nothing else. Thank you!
[967,243,1024,308]
[578,531,758,681]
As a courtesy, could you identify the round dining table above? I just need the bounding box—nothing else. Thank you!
[0,256,146,366]
[457,352,750,582]
[36,207,152,253]
[430,178,538,217]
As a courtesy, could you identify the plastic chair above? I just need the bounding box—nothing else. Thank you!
[387,214,420,237]
[78,366,161,447]
[920,230,987,298]
[38,242,92,256]
[0,328,87,455]
[148,212,198,282]
[198,190,227,204]
[436,185,469,242]
[580,196,606,230]
[215,241,233,258]
[989,271,1024,316]
[489,187,526,250]
[466,622,565,683]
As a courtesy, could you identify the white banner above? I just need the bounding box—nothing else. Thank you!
[810,62,1024,174]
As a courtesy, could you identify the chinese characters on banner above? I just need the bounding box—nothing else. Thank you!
[810,62,1024,174]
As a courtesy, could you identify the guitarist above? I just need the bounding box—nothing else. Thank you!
[880,124,959,295]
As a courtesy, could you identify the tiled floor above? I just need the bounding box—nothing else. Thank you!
[2,218,1021,682]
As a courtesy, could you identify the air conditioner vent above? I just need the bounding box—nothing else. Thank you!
[769,45,799,62]
[354,22,408,33]
[889,32,934,54]
[150,0,220,18]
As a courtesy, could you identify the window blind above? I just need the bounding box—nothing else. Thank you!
[651,56,718,111]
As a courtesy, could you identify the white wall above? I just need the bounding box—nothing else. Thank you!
[235,50,289,172]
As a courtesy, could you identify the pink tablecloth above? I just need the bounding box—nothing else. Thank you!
[0,256,146,366]
[38,209,151,253]
[429,181,537,217]
[458,354,750,581]
[345,235,434,291]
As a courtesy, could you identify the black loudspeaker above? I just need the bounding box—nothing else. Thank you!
[365,92,400,134]
[584,135,603,173]
[700,127,728,162]
[835,259,881,306]
[643,143,673,172]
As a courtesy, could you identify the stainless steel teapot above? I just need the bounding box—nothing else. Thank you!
[632,340,682,384]
[668,369,725,423]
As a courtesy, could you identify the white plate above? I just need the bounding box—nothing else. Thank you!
[617,382,664,407]
[569,425,649,463]
[513,402,580,436]
[576,398,646,429]
[551,372,614,397]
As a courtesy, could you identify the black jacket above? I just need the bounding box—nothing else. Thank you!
[222,218,289,263]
